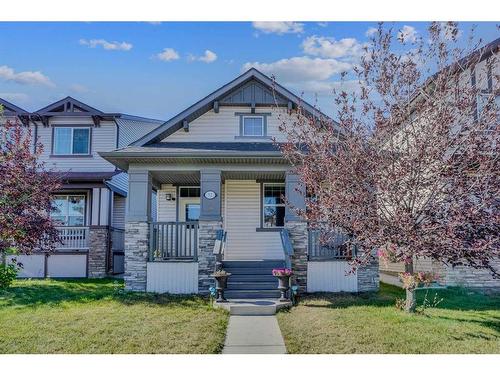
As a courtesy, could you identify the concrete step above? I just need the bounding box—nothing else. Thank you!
[225,290,281,299]
[227,281,278,290]
[215,299,292,316]
[229,274,277,282]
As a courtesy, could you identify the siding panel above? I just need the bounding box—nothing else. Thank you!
[146,262,198,294]
[112,194,126,229]
[157,184,177,221]
[8,255,45,278]
[47,254,87,278]
[224,180,283,260]
[307,261,358,292]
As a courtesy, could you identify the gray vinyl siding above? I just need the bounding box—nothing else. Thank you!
[161,106,293,143]
[35,117,117,172]
[108,172,128,195]
[116,117,164,148]
[157,184,177,221]
[112,194,126,230]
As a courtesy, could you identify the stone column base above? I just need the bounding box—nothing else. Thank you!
[198,221,222,294]
[124,221,149,291]
[285,221,308,293]
[88,226,109,278]
[357,255,380,292]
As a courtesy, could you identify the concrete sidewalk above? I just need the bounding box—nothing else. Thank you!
[222,315,287,354]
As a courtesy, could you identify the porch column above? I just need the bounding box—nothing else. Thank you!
[284,172,308,293]
[124,170,152,292]
[198,169,222,294]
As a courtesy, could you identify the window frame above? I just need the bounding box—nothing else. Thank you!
[242,115,264,137]
[52,126,92,156]
[234,112,272,139]
[260,182,286,230]
[50,194,87,227]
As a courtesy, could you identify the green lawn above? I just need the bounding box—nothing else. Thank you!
[277,283,500,354]
[0,279,228,354]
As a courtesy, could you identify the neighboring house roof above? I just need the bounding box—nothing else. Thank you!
[115,115,165,148]
[132,68,333,146]
[0,98,29,115]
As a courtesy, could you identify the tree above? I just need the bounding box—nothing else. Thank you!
[278,23,499,312]
[0,108,61,265]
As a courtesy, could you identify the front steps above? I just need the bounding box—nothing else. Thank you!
[222,260,284,299]
[215,299,292,316]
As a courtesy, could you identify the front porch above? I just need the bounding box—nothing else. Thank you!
[124,165,377,295]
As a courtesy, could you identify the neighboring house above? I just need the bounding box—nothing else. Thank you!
[380,37,500,290]
[100,68,380,297]
[0,96,163,278]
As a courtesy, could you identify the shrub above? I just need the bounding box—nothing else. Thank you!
[0,259,21,289]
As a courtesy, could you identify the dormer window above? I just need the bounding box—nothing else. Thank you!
[53,127,91,155]
[242,116,264,136]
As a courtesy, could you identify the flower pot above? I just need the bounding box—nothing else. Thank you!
[211,273,231,302]
[274,274,291,302]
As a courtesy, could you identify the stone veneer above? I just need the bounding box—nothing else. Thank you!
[88,226,109,278]
[285,221,308,293]
[124,221,149,291]
[436,258,500,290]
[357,254,380,292]
[197,221,222,294]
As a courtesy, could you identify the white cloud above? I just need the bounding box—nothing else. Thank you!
[147,21,162,25]
[189,50,218,63]
[252,21,304,35]
[0,65,55,87]
[365,27,378,37]
[79,38,133,51]
[156,48,180,62]
[397,25,418,43]
[317,22,328,28]
[69,83,90,94]
[441,22,462,41]
[0,92,29,103]
[302,36,363,60]
[243,56,351,83]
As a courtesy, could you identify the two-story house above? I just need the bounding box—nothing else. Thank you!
[100,68,380,297]
[0,96,162,278]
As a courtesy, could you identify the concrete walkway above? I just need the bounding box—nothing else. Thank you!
[222,315,287,354]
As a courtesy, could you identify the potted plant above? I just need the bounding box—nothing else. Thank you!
[211,270,231,302]
[272,268,293,302]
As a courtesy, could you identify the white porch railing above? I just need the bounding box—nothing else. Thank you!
[56,226,89,250]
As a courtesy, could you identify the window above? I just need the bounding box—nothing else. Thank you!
[51,195,86,226]
[262,183,285,228]
[242,116,264,136]
[53,127,90,155]
[185,204,201,221]
[179,187,200,197]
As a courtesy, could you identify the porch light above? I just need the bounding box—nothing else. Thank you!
[165,193,175,201]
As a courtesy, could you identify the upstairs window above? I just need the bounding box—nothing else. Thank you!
[242,116,264,136]
[53,127,90,155]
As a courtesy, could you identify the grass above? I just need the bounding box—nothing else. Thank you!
[277,283,500,354]
[0,278,229,354]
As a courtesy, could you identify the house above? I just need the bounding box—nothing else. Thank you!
[100,68,380,297]
[379,37,500,290]
[0,96,163,278]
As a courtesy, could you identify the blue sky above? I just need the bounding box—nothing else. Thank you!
[0,22,498,120]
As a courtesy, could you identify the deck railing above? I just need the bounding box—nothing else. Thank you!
[308,229,356,260]
[280,228,294,269]
[149,221,199,261]
[56,226,89,250]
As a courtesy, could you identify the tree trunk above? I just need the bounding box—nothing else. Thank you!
[404,260,416,313]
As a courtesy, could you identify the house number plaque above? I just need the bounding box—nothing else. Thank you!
[204,191,217,200]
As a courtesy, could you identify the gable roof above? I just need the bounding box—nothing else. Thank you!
[132,68,332,146]
[0,98,29,115]
[33,96,120,118]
